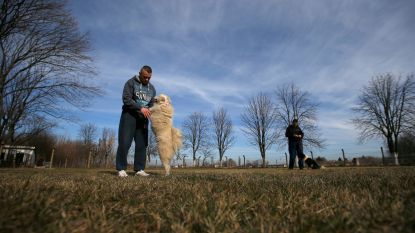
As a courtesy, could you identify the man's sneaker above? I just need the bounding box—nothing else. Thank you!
[135,170,150,177]
[118,170,128,177]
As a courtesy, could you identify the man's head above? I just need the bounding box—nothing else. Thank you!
[138,65,152,85]
[292,119,298,127]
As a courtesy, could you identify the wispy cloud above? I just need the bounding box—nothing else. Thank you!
[67,0,415,160]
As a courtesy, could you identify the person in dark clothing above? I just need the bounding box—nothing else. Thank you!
[285,119,305,169]
[116,65,156,177]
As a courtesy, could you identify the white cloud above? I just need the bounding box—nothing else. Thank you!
[65,0,415,160]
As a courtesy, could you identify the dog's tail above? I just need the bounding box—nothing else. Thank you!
[171,127,183,152]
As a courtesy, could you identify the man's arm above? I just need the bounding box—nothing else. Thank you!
[122,79,141,111]
[140,84,156,118]
[294,128,304,139]
[299,127,304,139]
[285,126,291,138]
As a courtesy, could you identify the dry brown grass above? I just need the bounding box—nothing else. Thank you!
[0,167,414,233]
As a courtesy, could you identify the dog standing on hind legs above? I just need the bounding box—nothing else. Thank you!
[149,94,182,176]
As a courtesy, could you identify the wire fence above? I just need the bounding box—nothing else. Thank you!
[1,146,414,168]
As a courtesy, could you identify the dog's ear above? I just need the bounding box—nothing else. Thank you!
[160,95,170,105]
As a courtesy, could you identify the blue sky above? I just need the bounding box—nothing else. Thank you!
[62,0,415,163]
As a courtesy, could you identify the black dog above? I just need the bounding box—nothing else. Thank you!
[299,154,321,169]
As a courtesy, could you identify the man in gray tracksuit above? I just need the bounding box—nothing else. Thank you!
[116,65,156,177]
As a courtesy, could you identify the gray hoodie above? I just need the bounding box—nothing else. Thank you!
[121,75,156,114]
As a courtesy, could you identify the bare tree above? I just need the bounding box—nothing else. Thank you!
[78,123,97,146]
[241,92,277,167]
[274,83,325,149]
[97,128,116,168]
[352,73,415,165]
[24,129,56,162]
[14,116,56,144]
[54,135,86,167]
[173,148,182,167]
[212,107,235,167]
[182,112,210,166]
[78,123,97,166]
[0,0,100,145]
[201,142,214,167]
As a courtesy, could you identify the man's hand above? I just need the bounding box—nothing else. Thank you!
[140,107,151,118]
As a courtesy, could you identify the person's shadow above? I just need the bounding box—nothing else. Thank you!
[97,170,164,177]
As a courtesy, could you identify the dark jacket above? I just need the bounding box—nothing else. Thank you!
[285,125,304,143]
[121,76,156,118]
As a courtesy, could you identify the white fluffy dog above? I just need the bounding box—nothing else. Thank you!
[149,94,182,176]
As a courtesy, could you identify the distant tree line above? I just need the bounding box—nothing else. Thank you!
[27,124,116,168]
[180,109,233,167]
[239,83,325,167]
[179,83,325,168]
[181,74,415,167]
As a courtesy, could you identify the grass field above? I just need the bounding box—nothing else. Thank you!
[0,167,414,233]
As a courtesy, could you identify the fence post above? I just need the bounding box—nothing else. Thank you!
[285,152,288,167]
[341,149,346,166]
[50,148,55,168]
[64,157,68,168]
[380,147,385,166]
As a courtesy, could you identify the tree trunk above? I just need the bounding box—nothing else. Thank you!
[394,135,400,166]
[387,135,400,166]
[394,152,400,166]
[260,144,266,167]
[219,148,223,167]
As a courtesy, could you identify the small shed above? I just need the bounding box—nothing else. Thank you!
[0,145,36,167]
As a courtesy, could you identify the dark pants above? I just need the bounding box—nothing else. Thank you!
[116,111,148,171]
[288,140,304,169]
